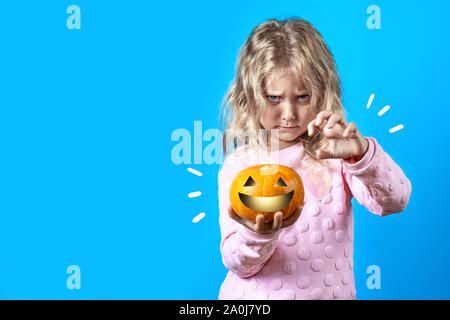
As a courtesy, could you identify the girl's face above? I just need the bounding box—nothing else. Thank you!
[260,69,315,150]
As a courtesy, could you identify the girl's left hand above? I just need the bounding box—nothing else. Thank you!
[307,111,369,160]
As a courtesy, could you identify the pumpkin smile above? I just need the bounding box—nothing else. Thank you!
[230,164,304,222]
[238,190,294,212]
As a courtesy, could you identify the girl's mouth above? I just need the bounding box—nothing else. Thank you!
[278,126,298,130]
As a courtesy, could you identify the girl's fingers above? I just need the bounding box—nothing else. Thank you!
[307,119,316,136]
[343,122,358,137]
[255,214,265,232]
[315,110,332,126]
[308,118,323,136]
[272,211,283,231]
[308,111,332,136]
[326,113,346,129]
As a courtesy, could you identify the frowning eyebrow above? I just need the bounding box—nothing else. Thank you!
[265,89,309,95]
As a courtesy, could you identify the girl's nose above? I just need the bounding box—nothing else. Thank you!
[281,104,296,122]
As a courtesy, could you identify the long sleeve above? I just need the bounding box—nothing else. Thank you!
[341,137,412,216]
[218,152,281,278]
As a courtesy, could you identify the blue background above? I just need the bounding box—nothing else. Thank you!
[0,0,448,299]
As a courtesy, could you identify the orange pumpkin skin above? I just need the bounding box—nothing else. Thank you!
[229,164,304,222]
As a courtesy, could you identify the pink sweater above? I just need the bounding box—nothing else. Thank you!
[218,137,411,300]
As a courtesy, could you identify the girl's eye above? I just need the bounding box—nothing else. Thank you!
[266,95,310,102]
[298,95,310,102]
[267,95,280,102]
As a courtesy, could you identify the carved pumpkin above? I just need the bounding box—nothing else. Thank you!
[230,164,304,222]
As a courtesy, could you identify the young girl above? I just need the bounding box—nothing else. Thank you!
[217,17,412,300]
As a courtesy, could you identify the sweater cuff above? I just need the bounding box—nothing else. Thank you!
[342,137,376,173]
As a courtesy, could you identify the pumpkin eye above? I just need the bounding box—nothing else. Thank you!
[274,177,288,187]
[244,176,257,187]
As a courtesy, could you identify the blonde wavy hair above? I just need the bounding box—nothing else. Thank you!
[219,17,346,167]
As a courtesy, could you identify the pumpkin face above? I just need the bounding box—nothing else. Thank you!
[230,164,304,222]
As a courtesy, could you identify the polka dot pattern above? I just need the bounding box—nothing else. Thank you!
[335,258,344,271]
[333,286,342,299]
[297,247,311,260]
[311,231,324,244]
[342,272,351,286]
[311,259,324,272]
[309,205,321,217]
[324,274,335,287]
[335,230,346,242]
[219,137,409,300]
[270,278,283,291]
[382,196,396,204]
[283,261,296,275]
[297,276,310,289]
[283,233,297,246]
[373,182,384,190]
[322,217,334,230]
[324,245,336,258]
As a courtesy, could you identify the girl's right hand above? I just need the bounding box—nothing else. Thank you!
[227,205,303,234]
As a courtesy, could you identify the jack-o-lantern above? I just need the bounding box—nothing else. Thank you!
[230,164,304,222]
